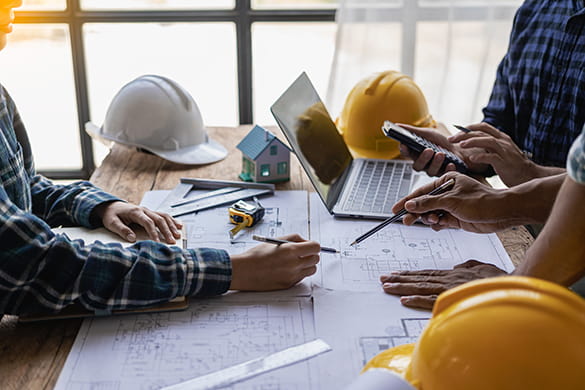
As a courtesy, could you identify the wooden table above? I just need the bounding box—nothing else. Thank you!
[0,126,535,389]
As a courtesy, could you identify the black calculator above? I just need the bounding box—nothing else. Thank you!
[382,120,469,174]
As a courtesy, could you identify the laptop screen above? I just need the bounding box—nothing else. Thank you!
[271,72,353,210]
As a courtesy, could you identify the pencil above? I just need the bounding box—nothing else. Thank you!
[252,235,340,254]
[453,124,472,133]
[349,178,456,246]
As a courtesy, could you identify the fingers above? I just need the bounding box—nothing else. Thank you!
[381,273,452,284]
[459,136,504,154]
[411,148,435,171]
[425,152,446,177]
[391,177,449,214]
[380,269,451,281]
[400,295,437,310]
[278,233,305,242]
[107,217,138,242]
[382,281,447,295]
[143,209,176,244]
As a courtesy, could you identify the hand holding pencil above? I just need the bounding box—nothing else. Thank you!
[350,178,456,246]
[391,172,514,234]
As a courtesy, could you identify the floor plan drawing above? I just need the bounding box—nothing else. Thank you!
[359,317,429,365]
[55,297,319,390]
[309,193,514,292]
[183,191,309,255]
[313,290,432,388]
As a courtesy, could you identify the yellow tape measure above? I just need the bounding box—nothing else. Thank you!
[228,198,265,238]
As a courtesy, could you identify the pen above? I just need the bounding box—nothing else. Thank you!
[252,234,340,254]
[453,124,472,133]
[349,178,456,246]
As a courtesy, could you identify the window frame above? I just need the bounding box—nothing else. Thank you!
[13,0,335,179]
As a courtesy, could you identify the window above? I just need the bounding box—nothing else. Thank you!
[277,161,288,175]
[270,145,277,155]
[260,164,271,177]
[12,1,336,179]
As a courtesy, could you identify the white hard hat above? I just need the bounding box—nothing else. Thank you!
[86,74,227,165]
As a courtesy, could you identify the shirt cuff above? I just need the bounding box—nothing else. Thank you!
[183,248,232,297]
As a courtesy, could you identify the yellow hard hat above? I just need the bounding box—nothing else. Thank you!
[361,276,585,390]
[337,70,435,160]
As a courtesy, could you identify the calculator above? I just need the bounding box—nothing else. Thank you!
[382,120,469,174]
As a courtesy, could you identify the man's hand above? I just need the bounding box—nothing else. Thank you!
[94,201,182,244]
[449,122,564,186]
[380,260,508,310]
[230,234,320,291]
[397,123,490,177]
[393,172,516,233]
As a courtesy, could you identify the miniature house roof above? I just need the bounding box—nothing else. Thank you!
[236,125,290,160]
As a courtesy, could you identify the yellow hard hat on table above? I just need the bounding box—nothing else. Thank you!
[352,276,585,390]
[337,70,435,160]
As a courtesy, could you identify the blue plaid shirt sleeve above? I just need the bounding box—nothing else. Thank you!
[0,186,232,316]
[30,174,121,228]
[567,127,585,184]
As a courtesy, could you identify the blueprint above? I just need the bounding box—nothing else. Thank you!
[181,191,309,255]
[309,193,515,292]
[312,289,432,388]
[54,296,320,390]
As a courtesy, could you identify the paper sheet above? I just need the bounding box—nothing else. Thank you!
[313,289,432,388]
[309,193,515,292]
[54,296,321,390]
[181,190,309,254]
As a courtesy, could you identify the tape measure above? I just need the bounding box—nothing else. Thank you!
[228,198,265,238]
[161,339,331,390]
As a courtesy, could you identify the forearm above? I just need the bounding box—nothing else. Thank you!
[513,177,585,286]
[30,175,120,228]
[500,173,566,225]
[0,200,231,315]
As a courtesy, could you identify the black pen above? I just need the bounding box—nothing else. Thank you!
[453,124,472,133]
[349,178,456,246]
[252,235,340,254]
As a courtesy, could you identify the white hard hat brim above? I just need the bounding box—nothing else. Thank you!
[85,121,228,165]
[150,138,228,165]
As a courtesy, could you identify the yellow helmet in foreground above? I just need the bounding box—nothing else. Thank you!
[337,71,435,160]
[355,276,585,390]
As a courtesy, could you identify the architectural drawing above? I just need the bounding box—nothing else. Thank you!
[313,290,432,388]
[184,191,308,255]
[55,297,320,390]
[359,318,429,365]
[309,193,514,292]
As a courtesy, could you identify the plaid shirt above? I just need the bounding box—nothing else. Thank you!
[483,0,585,167]
[0,84,231,317]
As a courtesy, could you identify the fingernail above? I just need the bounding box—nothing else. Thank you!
[127,233,136,242]
[390,271,400,275]
[383,283,396,288]
[400,297,410,303]
[405,200,416,210]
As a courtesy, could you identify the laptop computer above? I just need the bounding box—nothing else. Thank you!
[271,72,428,219]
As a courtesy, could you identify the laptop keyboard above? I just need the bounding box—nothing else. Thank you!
[343,161,412,214]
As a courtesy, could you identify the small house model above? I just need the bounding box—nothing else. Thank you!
[236,125,291,183]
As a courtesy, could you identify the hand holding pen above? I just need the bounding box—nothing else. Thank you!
[350,178,456,246]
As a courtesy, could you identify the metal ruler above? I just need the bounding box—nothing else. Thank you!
[157,178,275,218]
[162,339,331,390]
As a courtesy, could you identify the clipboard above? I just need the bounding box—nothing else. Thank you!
[18,296,189,322]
